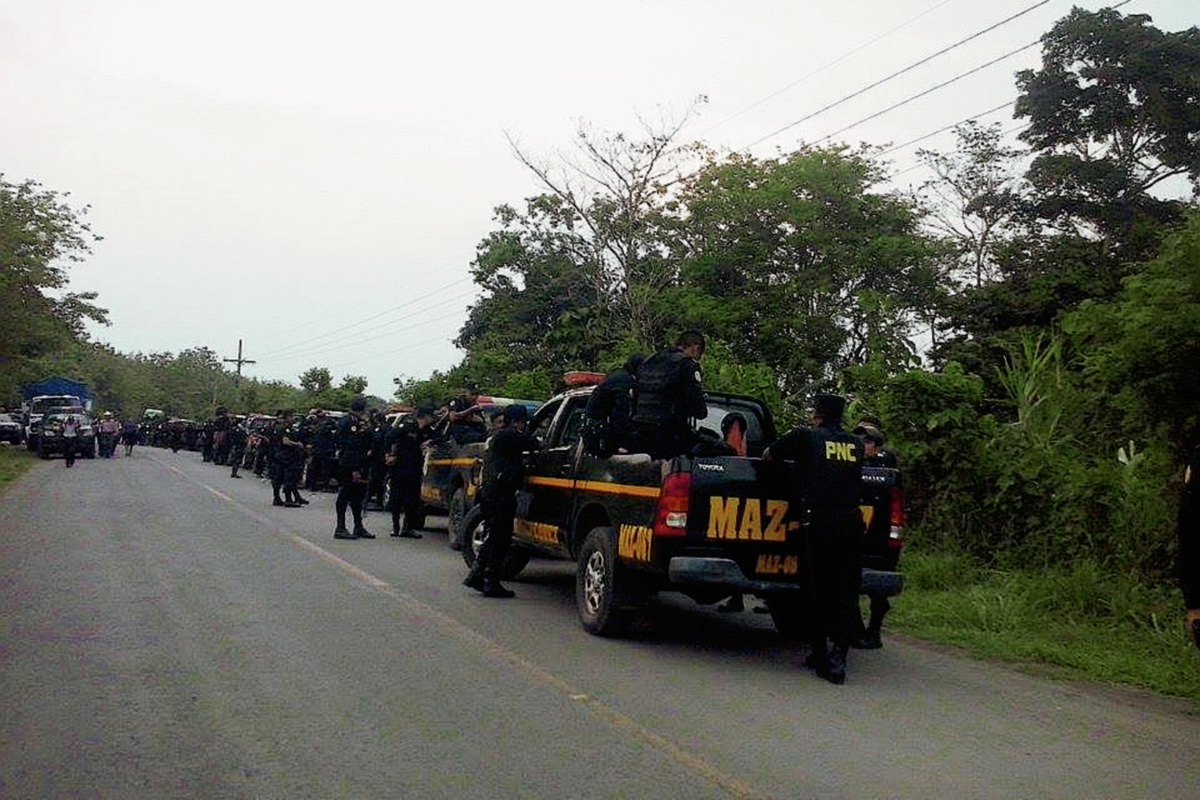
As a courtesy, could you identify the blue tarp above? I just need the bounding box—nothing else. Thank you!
[22,376,91,402]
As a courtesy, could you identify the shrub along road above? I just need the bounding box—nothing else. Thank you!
[2,449,1198,799]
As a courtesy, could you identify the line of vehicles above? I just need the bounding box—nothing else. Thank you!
[11,374,906,641]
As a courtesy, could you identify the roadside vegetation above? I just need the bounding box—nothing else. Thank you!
[890,552,1200,701]
[0,446,36,492]
[4,9,1198,696]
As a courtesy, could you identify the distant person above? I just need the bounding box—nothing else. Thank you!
[61,414,81,468]
[334,399,374,540]
[385,406,435,538]
[632,331,707,459]
[97,412,120,458]
[1178,443,1200,650]
[121,419,139,457]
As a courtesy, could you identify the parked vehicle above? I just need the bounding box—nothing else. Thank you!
[0,413,24,445]
[37,411,96,459]
[461,382,906,638]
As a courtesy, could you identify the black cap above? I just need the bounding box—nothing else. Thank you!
[812,394,846,421]
[416,404,436,419]
[349,398,366,413]
[503,404,529,424]
[853,425,884,446]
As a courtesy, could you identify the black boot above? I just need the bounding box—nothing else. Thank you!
[481,570,515,599]
[817,643,848,685]
[462,560,486,591]
[398,516,422,539]
[804,638,829,671]
[353,523,375,539]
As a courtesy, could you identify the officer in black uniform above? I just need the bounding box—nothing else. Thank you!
[583,355,643,457]
[228,418,248,479]
[212,407,232,466]
[334,398,375,540]
[365,410,389,511]
[852,424,894,649]
[765,393,864,685]
[385,405,435,538]
[1178,442,1200,649]
[463,404,541,598]
[308,411,336,491]
[631,331,707,459]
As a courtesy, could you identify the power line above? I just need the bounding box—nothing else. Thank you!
[813,41,1038,144]
[257,288,478,361]
[743,0,1052,150]
[254,276,473,358]
[880,100,1015,155]
[258,305,473,364]
[699,0,959,138]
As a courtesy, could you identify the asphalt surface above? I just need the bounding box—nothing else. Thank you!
[2,447,1199,800]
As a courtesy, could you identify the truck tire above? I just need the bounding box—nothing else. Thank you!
[576,526,641,637]
[766,596,807,641]
[460,505,531,579]
[447,486,468,551]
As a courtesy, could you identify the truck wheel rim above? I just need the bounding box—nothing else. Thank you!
[471,521,489,556]
[584,551,607,615]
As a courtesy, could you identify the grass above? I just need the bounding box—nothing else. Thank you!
[0,443,37,492]
[887,551,1200,701]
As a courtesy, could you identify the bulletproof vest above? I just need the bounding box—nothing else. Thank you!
[801,424,864,509]
[634,350,692,425]
[481,428,529,490]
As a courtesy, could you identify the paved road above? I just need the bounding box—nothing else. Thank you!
[2,449,1198,800]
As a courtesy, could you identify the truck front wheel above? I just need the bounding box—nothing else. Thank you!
[577,527,642,637]
[460,505,531,579]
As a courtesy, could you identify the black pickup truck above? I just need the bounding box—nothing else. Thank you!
[461,385,906,637]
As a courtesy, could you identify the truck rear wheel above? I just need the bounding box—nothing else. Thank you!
[577,527,642,637]
[460,505,531,579]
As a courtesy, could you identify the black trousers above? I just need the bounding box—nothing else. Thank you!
[806,509,864,646]
[477,489,517,575]
[387,471,424,530]
[336,468,368,529]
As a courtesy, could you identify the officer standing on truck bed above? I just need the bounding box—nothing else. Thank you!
[632,331,707,459]
[765,393,864,685]
[583,355,643,457]
[463,404,541,598]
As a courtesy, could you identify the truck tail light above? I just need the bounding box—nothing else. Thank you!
[654,471,692,537]
[888,487,907,550]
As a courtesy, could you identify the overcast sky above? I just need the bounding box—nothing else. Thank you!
[3,0,1195,399]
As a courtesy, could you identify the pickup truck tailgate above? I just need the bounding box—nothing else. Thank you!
[672,456,804,584]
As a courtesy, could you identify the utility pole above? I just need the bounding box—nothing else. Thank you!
[223,339,256,386]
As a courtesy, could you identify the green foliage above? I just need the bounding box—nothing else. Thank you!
[0,175,108,403]
[891,552,1200,698]
[1015,8,1200,254]
[1064,212,1200,444]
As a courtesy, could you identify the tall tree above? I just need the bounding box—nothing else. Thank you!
[1015,8,1200,257]
[0,175,108,401]
[670,146,937,402]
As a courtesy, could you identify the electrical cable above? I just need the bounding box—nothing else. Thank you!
[699,0,959,138]
[253,275,473,357]
[257,305,473,364]
[880,100,1015,155]
[813,41,1038,144]
[742,0,1052,150]
[256,288,478,361]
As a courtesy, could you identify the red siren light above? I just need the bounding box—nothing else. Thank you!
[563,371,607,387]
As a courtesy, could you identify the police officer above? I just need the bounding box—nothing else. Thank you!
[212,407,232,466]
[631,331,707,459]
[334,398,375,540]
[463,404,541,598]
[765,393,864,685]
[228,418,248,479]
[583,355,643,457]
[385,405,435,538]
[852,424,893,649]
[1178,443,1200,649]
